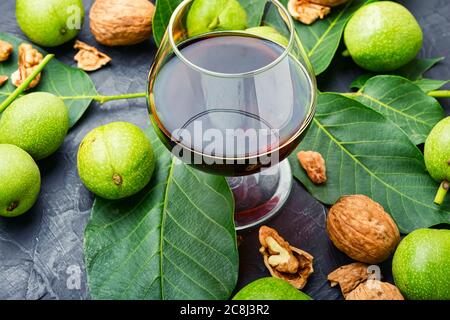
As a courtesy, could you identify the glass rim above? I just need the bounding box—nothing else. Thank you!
[167,0,296,78]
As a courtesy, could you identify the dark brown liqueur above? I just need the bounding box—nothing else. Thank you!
[149,34,313,175]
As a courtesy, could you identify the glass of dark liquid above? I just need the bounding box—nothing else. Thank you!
[148,0,317,230]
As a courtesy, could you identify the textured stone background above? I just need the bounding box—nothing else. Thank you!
[0,0,448,300]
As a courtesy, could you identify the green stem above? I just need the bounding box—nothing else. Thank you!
[428,90,450,98]
[61,92,147,104]
[434,180,449,205]
[0,54,54,112]
[342,49,350,57]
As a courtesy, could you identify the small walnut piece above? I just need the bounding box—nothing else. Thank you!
[327,195,400,264]
[328,262,370,298]
[0,40,13,62]
[90,0,155,46]
[259,226,314,289]
[297,150,327,184]
[0,75,8,87]
[74,41,112,72]
[288,0,331,25]
[11,43,43,90]
[346,280,404,300]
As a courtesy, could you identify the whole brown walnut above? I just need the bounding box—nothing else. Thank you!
[90,0,155,46]
[326,195,400,264]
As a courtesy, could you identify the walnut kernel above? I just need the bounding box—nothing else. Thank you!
[0,40,13,62]
[288,0,331,25]
[11,43,43,90]
[74,40,111,72]
[297,150,327,184]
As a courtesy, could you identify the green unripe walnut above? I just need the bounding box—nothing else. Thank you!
[77,122,155,200]
[233,277,312,300]
[0,144,41,218]
[245,26,289,47]
[0,92,69,160]
[393,229,450,300]
[424,117,450,204]
[344,1,423,72]
[16,0,85,47]
[187,0,248,37]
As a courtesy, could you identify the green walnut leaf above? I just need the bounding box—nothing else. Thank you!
[238,0,267,27]
[153,0,184,47]
[289,93,450,234]
[0,33,97,128]
[350,57,445,89]
[413,78,449,93]
[351,75,445,145]
[278,0,373,75]
[85,126,238,300]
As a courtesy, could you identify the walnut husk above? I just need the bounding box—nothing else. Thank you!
[74,40,111,71]
[327,195,400,264]
[0,40,13,62]
[90,0,155,46]
[346,280,404,300]
[288,0,331,25]
[11,43,43,90]
[259,226,314,289]
[297,150,327,184]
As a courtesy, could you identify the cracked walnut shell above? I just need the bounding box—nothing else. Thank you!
[288,0,331,25]
[74,41,111,71]
[346,280,404,300]
[328,262,370,298]
[11,43,43,90]
[0,40,13,62]
[327,195,400,264]
[259,226,314,289]
[297,150,327,184]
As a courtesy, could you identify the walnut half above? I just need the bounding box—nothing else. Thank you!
[259,226,314,289]
[0,40,13,62]
[11,43,43,90]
